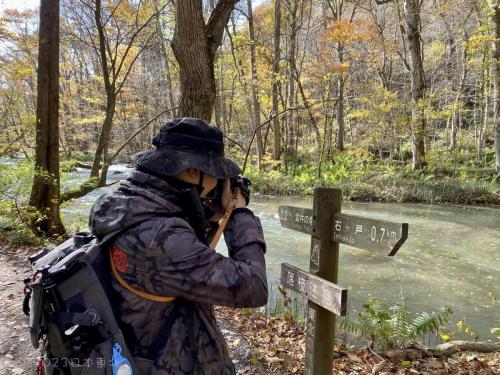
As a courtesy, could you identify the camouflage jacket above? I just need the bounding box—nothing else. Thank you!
[89,170,268,375]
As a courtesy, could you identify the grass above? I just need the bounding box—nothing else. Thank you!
[247,171,499,204]
[245,150,500,205]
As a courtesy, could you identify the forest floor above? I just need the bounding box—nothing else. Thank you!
[0,241,498,375]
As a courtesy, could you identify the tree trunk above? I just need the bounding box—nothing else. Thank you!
[90,0,116,183]
[450,32,468,152]
[155,1,176,115]
[336,43,345,151]
[247,0,263,168]
[214,68,223,128]
[326,77,335,161]
[90,94,116,180]
[478,66,489,159]
[171,0,236,122]
[402,0,426,170]
[493,1,500,172]
[164,55,176,116]
[29,0,65,237]
[286,0,299,162]
[97,99,116,187]
[272,0,282,161]
[294,71,321,155]
[226,23,255,156]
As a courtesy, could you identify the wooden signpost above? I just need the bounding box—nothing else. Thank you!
[278,188,409,375]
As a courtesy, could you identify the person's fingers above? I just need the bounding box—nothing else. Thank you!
[221,180,247,209]
[234,188,246,208]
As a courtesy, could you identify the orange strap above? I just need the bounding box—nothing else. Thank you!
[109,249,176,303]
[209,197,238,250]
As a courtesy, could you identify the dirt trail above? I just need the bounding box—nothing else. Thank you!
[0,244,38,375]
[0,242,256,374]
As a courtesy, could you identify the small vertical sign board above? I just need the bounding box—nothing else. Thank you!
[278,188,408,375]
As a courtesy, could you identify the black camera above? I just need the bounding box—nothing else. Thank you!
[207,176,252,207]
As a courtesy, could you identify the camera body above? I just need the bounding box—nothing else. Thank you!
[207,176,252,207]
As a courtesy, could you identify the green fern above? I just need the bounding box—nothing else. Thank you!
[338,298,452,351]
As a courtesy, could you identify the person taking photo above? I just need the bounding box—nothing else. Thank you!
[90,117,268,375]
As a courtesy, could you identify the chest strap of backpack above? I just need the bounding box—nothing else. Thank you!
[109,249,176,303]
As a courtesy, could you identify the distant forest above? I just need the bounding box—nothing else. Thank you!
[1,0,500,176]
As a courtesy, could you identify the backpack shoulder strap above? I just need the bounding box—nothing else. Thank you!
[109,249,176,303]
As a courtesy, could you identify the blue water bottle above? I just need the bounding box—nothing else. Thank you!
[112,342,133,375]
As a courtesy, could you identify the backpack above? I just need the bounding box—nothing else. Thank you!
[23,232,136,375]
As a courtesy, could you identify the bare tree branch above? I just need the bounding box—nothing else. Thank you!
[114,4,165,80]
[110,107,177,162]
[206,0,238,57]
[242,99,338,173]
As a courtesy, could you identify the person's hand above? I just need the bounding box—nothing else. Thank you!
[205,202,225,222]
[205,179,246,222]
[221,179,246,210]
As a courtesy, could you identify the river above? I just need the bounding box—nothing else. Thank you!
[58,166,499,341]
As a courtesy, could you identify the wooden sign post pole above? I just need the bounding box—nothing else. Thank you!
[279,188,408,374]
[305,188,342,375]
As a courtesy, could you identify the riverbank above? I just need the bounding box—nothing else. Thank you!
[246,168,500,205]
[3,155,498,206]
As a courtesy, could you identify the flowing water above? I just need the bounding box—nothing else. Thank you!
[59,166,500,341]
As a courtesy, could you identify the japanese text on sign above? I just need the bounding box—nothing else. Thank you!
[281,263,347,316]
[278,206,313,235]
[331,213,408,256]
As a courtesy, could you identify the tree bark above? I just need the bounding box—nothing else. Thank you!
[403,0,426,170]
[336,43,345,151]
[294,70,321,156]
[29,0,65,237]
[272,0,282,161]
[171,0,237,122]
[450,32,468,152]
[155,0,176,115]
[97,100,116,187]
[247,0,263,168]
[478,66,489,158]
[214,69,223,128]
[493,1,500,172]
[90,0,117,186]
[285,0,299,165]
[226,22,255,152]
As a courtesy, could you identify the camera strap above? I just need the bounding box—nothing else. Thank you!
[209,194,239,250]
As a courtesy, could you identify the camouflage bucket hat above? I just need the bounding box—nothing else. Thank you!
[134,117,241,179]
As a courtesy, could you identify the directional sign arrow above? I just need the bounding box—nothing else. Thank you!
[331,213,408,256]
[281,263,348,316]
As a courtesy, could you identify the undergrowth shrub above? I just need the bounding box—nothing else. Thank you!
[338,298,452,352]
